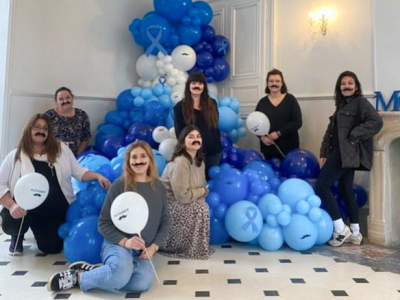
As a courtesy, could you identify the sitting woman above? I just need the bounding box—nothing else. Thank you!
[160,125,212,260]
[48,140,170,293]
[0,113,110,255]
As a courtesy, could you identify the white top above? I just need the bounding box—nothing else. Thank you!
[0,142,88,205]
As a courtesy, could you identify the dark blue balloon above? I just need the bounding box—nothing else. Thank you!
[95,124,125,150]
[202,25,216,42]
[211,35,230,57]
[116,89,135,111]
[213,58,230,82]
[66,201,82,223]
[220,131,232,149]
[213,167,248,206]
[210,217,230,244]
[64,216,103,264]
[105,110,124,127]
[240,150,264,168]
[127,123,157,148]
[129,108,144,124]
[243,161,275,182]
[101,135,125,159]
[353,185,368,208]
[269,158,282,170]
[282,148,320,179]
[144,100,166,127]
[76,149,101,162]
[95,164,114,181]
[196,51,214,67]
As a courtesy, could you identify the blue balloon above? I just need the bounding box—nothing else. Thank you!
[353,185,368,208]
[58,222,70,239]
[206,192,220,208]
[243,161,275,182]
[130,108,144,123]
[116,89,135,111]
[277,211,291,226]
[177,24,202,46]
[266,214,278,227]
[258,193,280,219]
[154,0,192,22]
[196,51,214,67]
[212,167,248,206]
[66,201,82,223]
[64,216,104,264]
[153,150,167,176]
[258,224,284,251]
[296,200,310,215]
[96,125,125,150]
[315,210,334,245]
[131,86,142,97]
[144,100,166,127]
[192,1,213,25]
[225,201,263,242]
[218,106,237,132]
[220,132,232,149]
[77,190,95,208]
[214,203,228,220]
[283,214,318,251]
[278,178,315,211]
[282,148,320,179]
[127,123,157,148]
[139,14,171,44]
[210,217,230,244]
[213,57,230,82]
[95,164,114,181]
[81,205,99,218]
[93,190,107,209]
[202,25,215,42]
[101,135,125,159]
[308,207,322,223]
[212,35,230,57]
[79,154,111,171]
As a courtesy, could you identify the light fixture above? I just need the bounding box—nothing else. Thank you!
[308,7,336,36]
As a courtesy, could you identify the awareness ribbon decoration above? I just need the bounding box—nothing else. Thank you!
[242,206,259,232]
[145,25,167,57]
[218,39,229,56]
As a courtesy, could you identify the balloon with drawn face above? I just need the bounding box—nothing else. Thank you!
[171,45,197,71]
[282,214,318,251]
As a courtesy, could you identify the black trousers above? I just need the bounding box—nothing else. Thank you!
[315,147,359,223]
[1,208,65,254]
[204,151,222,180]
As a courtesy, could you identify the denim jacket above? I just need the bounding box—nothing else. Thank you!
[320,96,383,170]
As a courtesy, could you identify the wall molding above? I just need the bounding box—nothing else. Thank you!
[10,92,116,102]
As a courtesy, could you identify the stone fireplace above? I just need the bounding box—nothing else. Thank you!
[369,112,400,247]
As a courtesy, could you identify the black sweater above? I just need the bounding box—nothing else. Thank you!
[255,93,302,158]
[174,100,222,156]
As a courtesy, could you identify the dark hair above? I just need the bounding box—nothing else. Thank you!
[182,72,218,129]
[15,113,61,164]
[171,125,204,167]
[265,69,288,94]
[334,71,363,108]
[55,87,74,101]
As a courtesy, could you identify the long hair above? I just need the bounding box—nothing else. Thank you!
[183,72,218,129]
[55,87,74,100]
[123,140,158,192]
[171,125,204,167]
[265,69,288,94]
[15,114,61,164]
[334,70,363,108]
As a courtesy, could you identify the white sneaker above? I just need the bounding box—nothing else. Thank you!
[328,225,352,247]
[345,233,363,245]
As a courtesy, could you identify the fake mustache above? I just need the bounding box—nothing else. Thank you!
[270,85,279,88]
[61,102,71,106]
[192,87,202,90]
[192,141,201,145]
[35,132,46,137]
[342,88,353,92]
[132,162,147,167]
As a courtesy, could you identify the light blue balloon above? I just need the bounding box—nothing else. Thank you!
[219,96,231,107]
[307,195,322,208]
[163,85,172,95]
[258,193,280,219]
[258,224,284,251]
[229,100,240,113]
[134,96,145,107]
[131,86,142,97]
[248,237,259,246]
[266,214,278,227]
[110,156,124,168]
[296,200,310,214]
[238,127,247,137]
[283,214,318,251]
[152,84,164,96]
[315,209,334,245]
[141,88,153,99]
[277,211,291,226]
[153,150,167,176]
[117,146,127,157]
[225,201,263,242]
[278,178,315,211]
[218,106,238,132]
[158,94,172,108]
[268,198,283,215]
[282,204,291,214]
[308,207,322,223]
[228,129,239,143]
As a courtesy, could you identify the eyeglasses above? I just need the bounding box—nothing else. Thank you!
[32,125,49,132]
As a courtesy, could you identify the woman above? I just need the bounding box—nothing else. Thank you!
[46,87,91,156]
[255,69,302,159]
[0,114,110,255]
[47,140,170,293]
[174,72,222,179]
[316,71,383,247]
[160,125,212,260]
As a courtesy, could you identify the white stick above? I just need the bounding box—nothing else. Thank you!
[274,143,286,158]
[139,233,160,284]
[13,216,25,257]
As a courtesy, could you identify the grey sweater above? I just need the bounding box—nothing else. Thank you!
[98,177,170,247]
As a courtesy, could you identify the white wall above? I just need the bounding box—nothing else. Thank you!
[0,0,153,159]
[0,0,10,143]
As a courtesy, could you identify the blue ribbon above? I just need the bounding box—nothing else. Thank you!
[145,25,167,57]
[218,39,229,56]
[159,76,167,86]
[242,207,259,232]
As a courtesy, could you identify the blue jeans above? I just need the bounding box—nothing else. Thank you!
[80,240,155,292]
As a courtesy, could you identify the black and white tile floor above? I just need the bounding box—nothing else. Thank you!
[1,231,400,300]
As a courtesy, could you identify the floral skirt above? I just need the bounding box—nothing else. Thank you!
[160,199,213,260]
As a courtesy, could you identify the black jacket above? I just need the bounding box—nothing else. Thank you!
[320,96,383,170]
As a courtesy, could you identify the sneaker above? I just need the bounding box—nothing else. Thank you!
[69,261,102,272]
[47,269,79,292]
[328,225,352,247]
[345,233,363,245]
[8,236,23,256]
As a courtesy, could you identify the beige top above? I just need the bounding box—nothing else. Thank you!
[161,156,206,204]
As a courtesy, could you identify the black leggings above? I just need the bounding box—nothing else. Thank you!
[315,147,359,223]
[1,208,65,254]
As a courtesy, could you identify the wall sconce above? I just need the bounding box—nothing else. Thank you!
[308,7,336,36]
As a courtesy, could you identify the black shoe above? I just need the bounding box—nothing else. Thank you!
[47,269,79,292]
[8,236,23,256]
[69,261,102,273]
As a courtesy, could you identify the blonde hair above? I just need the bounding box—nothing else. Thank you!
[123,140,158,192]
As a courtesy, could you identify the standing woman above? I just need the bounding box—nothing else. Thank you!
[160,125,211,260]
[316,71,382,247]
[255,69,302,159]
[46,87,91,156]
[174,73,222,179]
[47,140,170,293]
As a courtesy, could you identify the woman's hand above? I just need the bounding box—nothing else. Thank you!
[319,158,327,167]
[124,236,146,251]
[97,175,111,190]
[261,135,274,146]
[139,244,158,260]
[268,131,280,141]
[9,202,27,219]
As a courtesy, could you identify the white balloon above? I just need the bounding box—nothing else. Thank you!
[158,68,166,75]
[208,83,218,97]
[143,80,152,88]
[170,68,179,77]
[152,126,171,143]
[171,84,185,104]
[136,54,158,81]
[169,127,177,139]
[14,173,49,210]
[246,112,271,136]
[159,138,177,161]
[157,52,166,59]
[164,63,174,73]
[152,76,161,86]
[167,77,177,86]
[138,79,144,86]
[110,192,149,234]
[176,74,187,85]
[171,45,196,71]
[163,56,173,64]
[155,60,165,68]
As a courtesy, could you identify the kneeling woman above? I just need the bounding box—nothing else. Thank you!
[160,125,212,260]
[48,140,170,293]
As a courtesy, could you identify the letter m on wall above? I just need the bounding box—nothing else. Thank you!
[375,91,400,111]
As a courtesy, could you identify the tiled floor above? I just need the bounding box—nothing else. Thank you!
[1,231,400,300]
